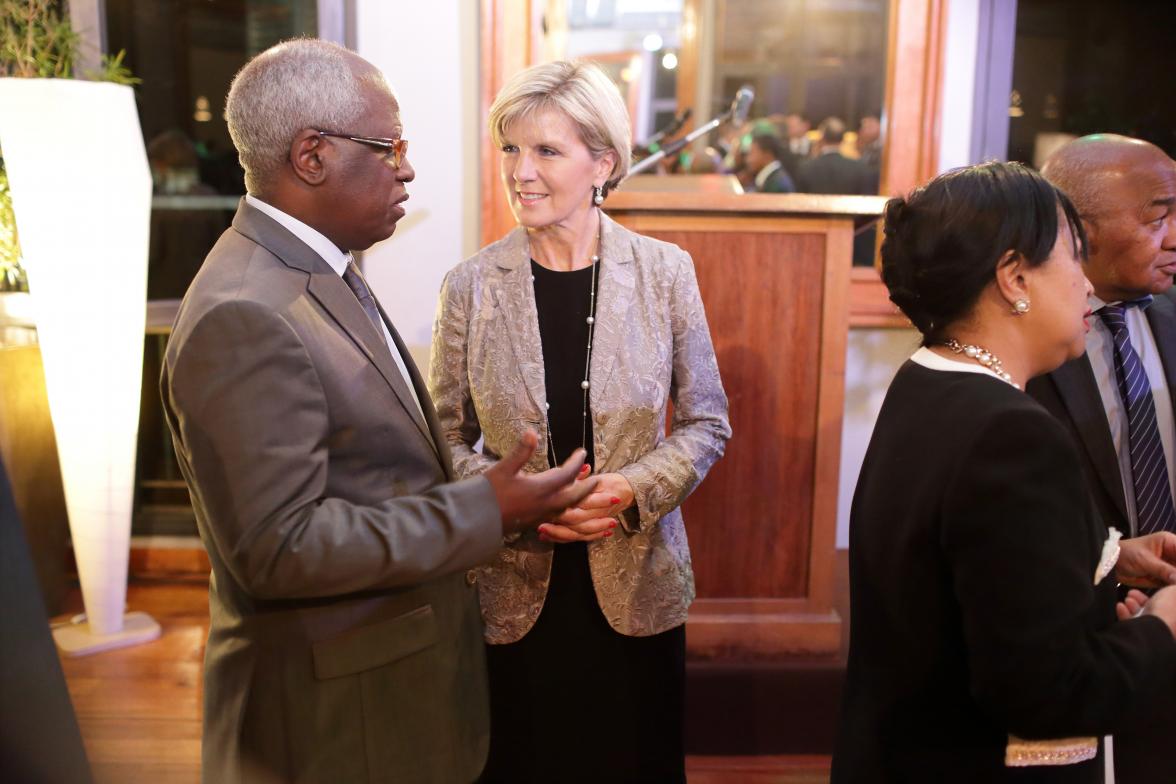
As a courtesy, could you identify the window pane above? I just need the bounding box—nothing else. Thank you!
[1009,0,1176,167]
[549,0,889,204]
[106,0,318,299]
[106,0,318,538]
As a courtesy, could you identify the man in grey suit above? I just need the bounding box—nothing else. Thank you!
[1027,134,1176,783]
[161,39,594,783]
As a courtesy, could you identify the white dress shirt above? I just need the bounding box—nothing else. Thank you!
[1087,294,1176,534]
[245,194,426,421]
[754,159,783,191]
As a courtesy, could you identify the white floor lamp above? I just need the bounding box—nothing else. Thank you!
[0,78,160,655]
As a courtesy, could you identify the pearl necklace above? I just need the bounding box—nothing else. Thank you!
[534,239,601,467]
[943,338,1020,389]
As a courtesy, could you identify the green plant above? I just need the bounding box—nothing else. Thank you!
[0,149,27,293]
[0,0,140,83]
[0,0,79,77]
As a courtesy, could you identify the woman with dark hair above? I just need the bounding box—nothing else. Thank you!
[832,161,1176,783]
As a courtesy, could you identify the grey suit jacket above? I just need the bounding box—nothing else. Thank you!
[161,200,501,784]
[429,214,731,643]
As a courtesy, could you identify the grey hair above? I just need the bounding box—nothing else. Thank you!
[488,60,631,194]
[225,38,392,193]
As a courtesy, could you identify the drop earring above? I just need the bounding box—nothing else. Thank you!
[592,185,604,206]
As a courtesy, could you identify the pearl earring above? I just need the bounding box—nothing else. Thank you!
[592,185,604,206]
[1012,298,1030,315]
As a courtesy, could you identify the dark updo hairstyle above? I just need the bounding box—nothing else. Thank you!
[880,161,1087,346]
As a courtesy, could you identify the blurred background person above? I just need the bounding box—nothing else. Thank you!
[745,132,796,193]
[797,117,873,195]
[784,113,812,158]
[833,161,1176,783]
[856,114,883,169]
[799,117,879,265]
[430,60,731,784]
[148,129,216,196]
[145,129,226,299]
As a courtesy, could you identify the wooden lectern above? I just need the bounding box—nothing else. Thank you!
[606,190,887,660]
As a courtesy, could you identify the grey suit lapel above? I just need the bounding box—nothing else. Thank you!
[489,229,549,416]
[589,215,636,394]
[1050,356,1129,523]
[231,201,438,460]
[371,297,446,471]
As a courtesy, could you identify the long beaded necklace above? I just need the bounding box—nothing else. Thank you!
[535,230,602,468]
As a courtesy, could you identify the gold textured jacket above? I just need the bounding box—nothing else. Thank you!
[428,213,731,643]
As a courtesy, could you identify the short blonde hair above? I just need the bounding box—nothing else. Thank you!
[488,60,631,194]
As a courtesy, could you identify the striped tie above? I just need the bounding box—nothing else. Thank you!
[1098,301,1176,534]
[342,261,385,336]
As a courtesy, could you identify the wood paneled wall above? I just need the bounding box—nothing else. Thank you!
[879,0,947,198]
[606,193,864,658]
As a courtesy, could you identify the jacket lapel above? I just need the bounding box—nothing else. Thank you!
[1145,293,1176,413]
[588,214,636,394]
[1050,356,1130,524]
[232,201,438,460]
[372,298,445,469]
[481,215,638,422]
[487,229,549,416]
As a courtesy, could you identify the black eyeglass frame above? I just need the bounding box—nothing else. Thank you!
[316,130,409,169]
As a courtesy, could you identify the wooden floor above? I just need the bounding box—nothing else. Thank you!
[55,579,831,783]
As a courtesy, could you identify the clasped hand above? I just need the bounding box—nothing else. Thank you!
[537,469,635,544]
[485,430,599,536]
[1116,532,1176,589]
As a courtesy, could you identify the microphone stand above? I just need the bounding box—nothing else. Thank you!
[627,115,728,177]
[633,109,692,158]
[626,89,753,179]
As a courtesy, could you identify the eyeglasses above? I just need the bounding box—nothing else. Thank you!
[317,131,409,169]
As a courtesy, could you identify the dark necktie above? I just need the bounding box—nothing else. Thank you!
[342,261,385,336]
[1098,301,1176,534]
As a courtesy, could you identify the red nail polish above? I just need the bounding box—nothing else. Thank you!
[610,497,621,505]
[609,521,617,529]
[604,531,613,537]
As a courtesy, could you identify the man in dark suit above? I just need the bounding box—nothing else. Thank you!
[161,39,594,783]
[796,117,878,265]
[744,132,796,193]
[795,117,872,195]
[1027,133,1176,783]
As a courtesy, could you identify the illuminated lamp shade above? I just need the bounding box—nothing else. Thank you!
[0,79,160,654]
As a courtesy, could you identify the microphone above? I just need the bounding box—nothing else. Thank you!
[635,108,693,155]
[625,87,756,179]
[729,86,754,126]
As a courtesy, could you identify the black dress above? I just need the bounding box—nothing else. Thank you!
[478,260,687,784]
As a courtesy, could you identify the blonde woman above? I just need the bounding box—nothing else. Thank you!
[429,61,731,783]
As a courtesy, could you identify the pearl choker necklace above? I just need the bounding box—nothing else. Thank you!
[943,339,1020,390]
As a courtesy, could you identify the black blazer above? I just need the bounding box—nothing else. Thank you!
[832,361,1176,784]
[1025,290,1176,783]
[758,164,796,194]
[796,151,872,195]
